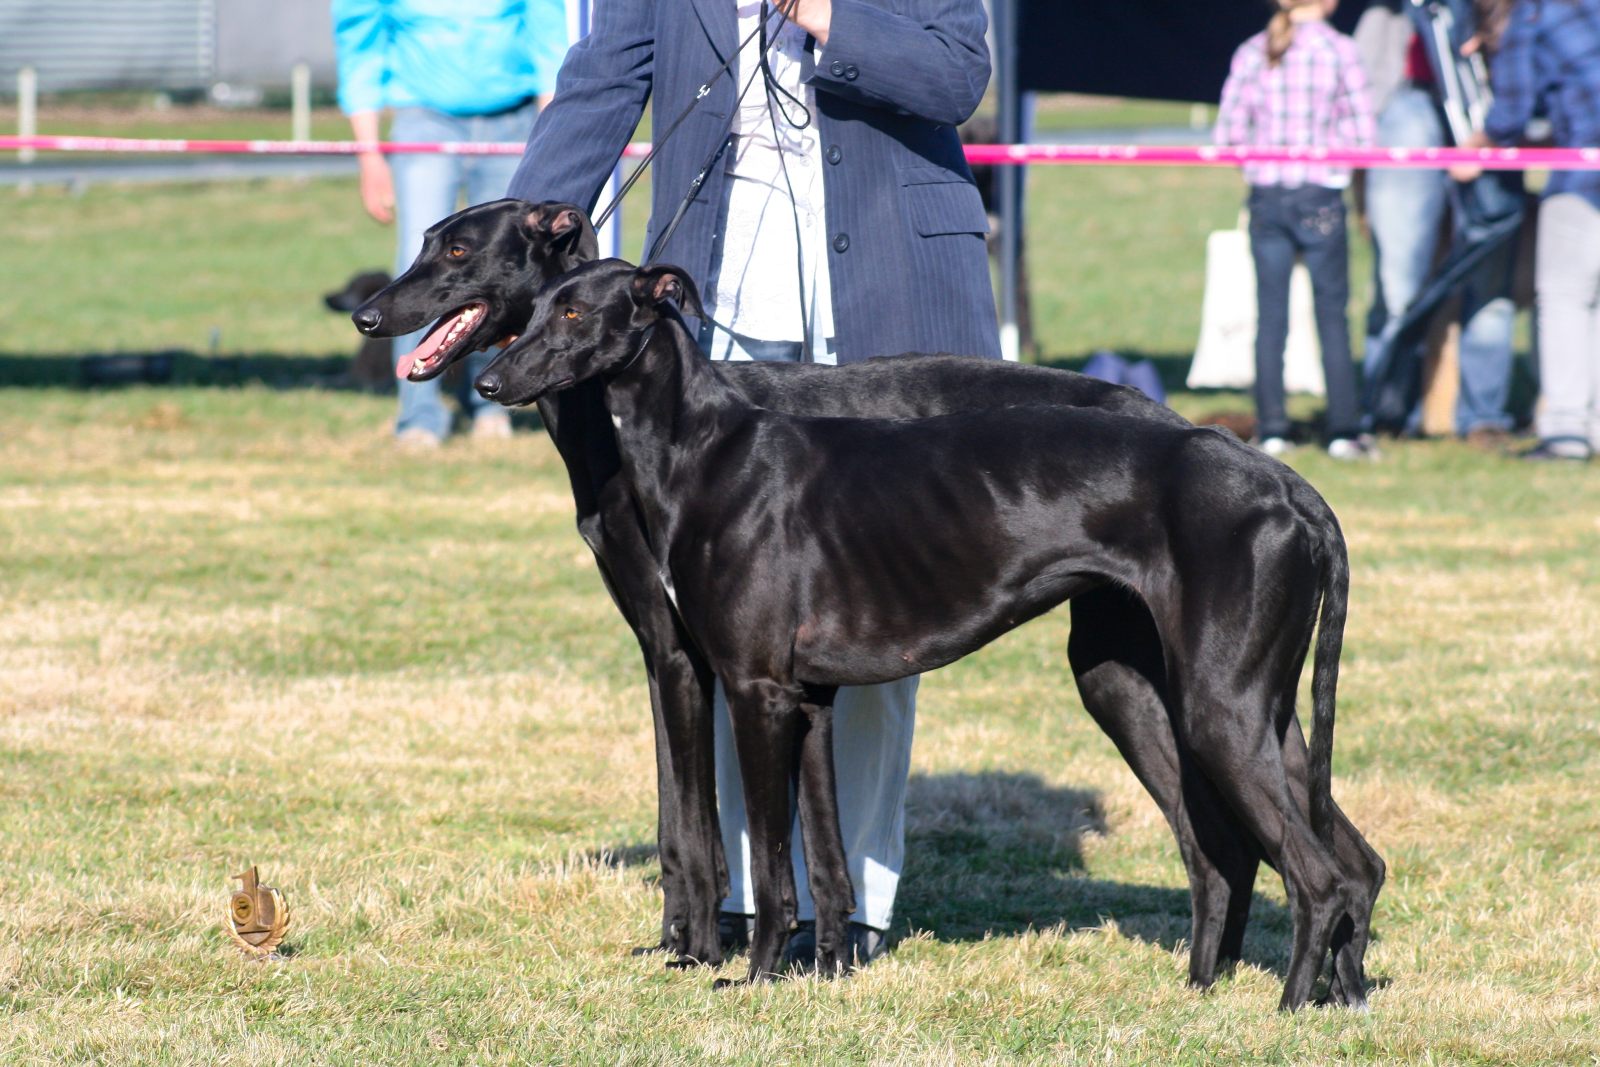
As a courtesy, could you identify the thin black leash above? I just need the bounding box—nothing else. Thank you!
[607,3,820,354]
[591,18,768,234]
[647,6,802,264]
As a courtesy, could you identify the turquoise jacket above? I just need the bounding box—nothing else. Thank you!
[334,0,568,116]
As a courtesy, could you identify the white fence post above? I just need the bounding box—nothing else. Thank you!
[19,66,38,165]
[291,62,311,142]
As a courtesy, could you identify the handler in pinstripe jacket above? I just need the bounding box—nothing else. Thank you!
[507,0,999,962]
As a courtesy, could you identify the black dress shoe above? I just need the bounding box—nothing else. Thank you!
[1520,438,1591,463]
[782,920,889,972]
[718,911,753,951]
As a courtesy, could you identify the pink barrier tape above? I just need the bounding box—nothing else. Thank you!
[5,135,1600,169]
[0,135,646,158]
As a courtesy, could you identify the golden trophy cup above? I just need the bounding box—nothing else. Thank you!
[226,866,289,958]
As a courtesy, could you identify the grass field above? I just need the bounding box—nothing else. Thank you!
[3,111,1599,1064]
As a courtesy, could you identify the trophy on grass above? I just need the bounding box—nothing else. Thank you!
[226,866,289,958]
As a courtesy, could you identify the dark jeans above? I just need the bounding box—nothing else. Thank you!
[1248,185,1362,441]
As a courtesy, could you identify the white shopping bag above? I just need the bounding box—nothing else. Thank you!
[1189,220,1327,396]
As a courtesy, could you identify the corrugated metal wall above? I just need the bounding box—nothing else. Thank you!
[0,0,338,95]
[0,0,216,93]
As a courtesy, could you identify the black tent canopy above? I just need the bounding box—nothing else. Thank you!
[1015,0,1374,102]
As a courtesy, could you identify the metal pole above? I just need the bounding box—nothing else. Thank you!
[291,62,311,142]
[18,66,37,165]
[997,0,1021,361]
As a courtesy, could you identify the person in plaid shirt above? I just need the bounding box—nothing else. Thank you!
[1216,0,1378,460]
[1457,0,1600,461]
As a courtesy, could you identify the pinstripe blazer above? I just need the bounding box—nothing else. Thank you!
[505,0,1001,362]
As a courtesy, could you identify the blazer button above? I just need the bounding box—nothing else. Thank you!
[832,233,850,253]
[844,65,860,81]
[829,60,845,77]
[826,145,842,165]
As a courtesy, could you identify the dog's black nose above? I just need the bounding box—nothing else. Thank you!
[352,307,383,334]
[476,371,503,399]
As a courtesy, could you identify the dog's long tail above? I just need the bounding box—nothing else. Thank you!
[1308,518,1350,847]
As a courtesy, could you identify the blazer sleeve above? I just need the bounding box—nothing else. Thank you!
[505,0,656,210]
[803,0,990,125]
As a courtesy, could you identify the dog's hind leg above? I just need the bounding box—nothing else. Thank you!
[1177,675,1352,1012]
[794,686,856,976]
[1068,589,1263,989]
[718,677,807,986]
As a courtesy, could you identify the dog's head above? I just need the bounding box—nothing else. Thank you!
[323,271,393,313]
[475,260,702,407]
[349,198,599,383]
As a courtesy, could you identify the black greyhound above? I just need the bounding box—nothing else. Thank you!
[473,259,1383,1011]
[352,200,1381,1004]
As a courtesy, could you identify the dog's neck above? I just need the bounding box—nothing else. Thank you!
[602,312,749,439]
[598,312,756,551]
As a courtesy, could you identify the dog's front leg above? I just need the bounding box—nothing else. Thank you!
[652,640,727,969]
[795,687,855,977]
[583,507,726,967]
[714,678,805,987]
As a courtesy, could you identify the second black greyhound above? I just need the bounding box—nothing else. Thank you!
[474,260,1382,1010]
[353,201,1381,1003]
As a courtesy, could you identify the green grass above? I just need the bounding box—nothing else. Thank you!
[2,114,1599,1065]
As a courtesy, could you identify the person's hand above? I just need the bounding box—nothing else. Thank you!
[1449,130,1490,183]
[774,0,833,45]
[358,152,396,225]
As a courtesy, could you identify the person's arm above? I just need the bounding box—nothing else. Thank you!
[789,0,990,125]
[348,109,395,225]
[1214,44,1257,147]
[505,0,656,210]
[1482,1,1538,145]
[332,0,394,224]
[1451,3,1536,180]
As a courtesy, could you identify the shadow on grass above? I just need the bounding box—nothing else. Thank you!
[0,350,381,390]
[0,350,549,429]
[1044,347,1541,434]
[591,769,1292,977]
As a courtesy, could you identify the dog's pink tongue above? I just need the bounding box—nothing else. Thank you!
[395,311,467,379]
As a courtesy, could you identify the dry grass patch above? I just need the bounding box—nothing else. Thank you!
[1,387,1598,1063]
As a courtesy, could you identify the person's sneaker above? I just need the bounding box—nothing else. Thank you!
[1519,438,1591,463]
[472,409,514,440]
[1464,425,1514,453]
[782,920,889,973]
[1257,436,1294,457]
[718,911,753,952]
[395,426,443,451]
[1327,435,1381,462]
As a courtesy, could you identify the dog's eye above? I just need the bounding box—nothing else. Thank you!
[562,308,581,321]
[447,246,468,258]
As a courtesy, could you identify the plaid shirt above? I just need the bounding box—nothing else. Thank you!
[1215,20,1377,189]
[1485,0,1600,209]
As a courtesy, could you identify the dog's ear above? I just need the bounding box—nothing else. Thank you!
[526,202,599,266]
[630,265,705,321]
[548,205,599,266]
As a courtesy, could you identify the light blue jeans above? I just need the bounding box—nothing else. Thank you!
[1534,194,1600,450]
[389,102,539,438]
[1364,87,1516,435]
[701,325,913,932]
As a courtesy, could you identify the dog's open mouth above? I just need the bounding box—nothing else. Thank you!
[397,302,494,382]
